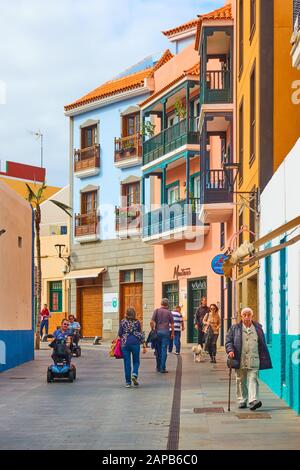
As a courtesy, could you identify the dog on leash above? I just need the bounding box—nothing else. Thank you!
[192,344,205,363]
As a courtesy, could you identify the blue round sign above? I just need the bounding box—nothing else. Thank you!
[211,254,229,276]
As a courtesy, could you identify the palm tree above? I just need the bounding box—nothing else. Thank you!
[26,182,72,350]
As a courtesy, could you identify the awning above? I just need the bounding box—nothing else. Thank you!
[64,267,106,280]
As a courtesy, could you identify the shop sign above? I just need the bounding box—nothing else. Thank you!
[173,265,191,280]
[211,254,229,276]
[103,293,119,313]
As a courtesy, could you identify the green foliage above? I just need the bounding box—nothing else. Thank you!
[141,121,156,138]
[174,100,187,119]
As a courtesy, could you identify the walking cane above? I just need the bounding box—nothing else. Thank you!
[228,358,232,412]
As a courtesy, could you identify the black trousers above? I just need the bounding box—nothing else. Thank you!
[51,349,71,365]
[197,328,205,347]
[206,334,219,357]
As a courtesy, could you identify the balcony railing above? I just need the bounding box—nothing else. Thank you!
[142,199,202,238]
[200,70,232,105]
[115,206,141,233]
[200,169,233,204]
[143,118,199,166]
[74,145,100,173]
[75,211,98,237]
[114,134,142,163]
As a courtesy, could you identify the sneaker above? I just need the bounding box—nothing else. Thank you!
[160,370,168,373]
[238,402,247,409]
[125,383,132,388]
[249,400,262,411]
[132,375,139,387]
[175,352,180,355]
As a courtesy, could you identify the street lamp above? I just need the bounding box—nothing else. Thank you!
[54,244,70,266]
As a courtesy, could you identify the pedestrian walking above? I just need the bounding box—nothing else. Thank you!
[194,297,209,349]
[118,308,146,388]
[225,307,272,411]
[203,304,221,363]
[150,298,174,373]
[168,305,184,355]
[40,304,51,340]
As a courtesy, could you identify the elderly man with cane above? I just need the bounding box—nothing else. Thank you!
[225,307,272,411]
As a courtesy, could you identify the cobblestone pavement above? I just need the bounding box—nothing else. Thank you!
[0,342,300,450]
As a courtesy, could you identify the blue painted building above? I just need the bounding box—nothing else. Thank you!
[259,139,300,414]
[64,54,176,339]
[0,181,34,372]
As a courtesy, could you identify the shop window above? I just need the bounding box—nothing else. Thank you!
[162,282,179,310]
[49,281,62,312]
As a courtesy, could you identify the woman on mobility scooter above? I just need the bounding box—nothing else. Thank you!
[47,319,76,383]
[68,315,82,357]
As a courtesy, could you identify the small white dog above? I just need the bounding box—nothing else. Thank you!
[192,345,205,363]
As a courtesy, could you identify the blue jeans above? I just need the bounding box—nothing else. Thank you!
[155,330,170,371]
[40,319,49,336]
[169,331,181,353]
[122,343,141,385]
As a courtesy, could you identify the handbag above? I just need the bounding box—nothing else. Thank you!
[109,339,117,358]
[113,338,123,359]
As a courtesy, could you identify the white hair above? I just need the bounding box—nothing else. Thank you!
[241,307,254,316]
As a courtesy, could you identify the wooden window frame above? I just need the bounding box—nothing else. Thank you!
[81,125,97,150]
[120,269,143,284]
[121,182,141,207]
[81,190,97,215]
[249,62,256,166]
[122,113,140,138]
[239,0,244,79]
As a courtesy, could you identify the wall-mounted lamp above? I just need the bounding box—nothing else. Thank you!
[54,244,70,267]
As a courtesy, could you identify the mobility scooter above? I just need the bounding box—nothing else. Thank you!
[47,338,76,383]
[70,329,82,358]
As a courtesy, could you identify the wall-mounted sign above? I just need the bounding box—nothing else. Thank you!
[103,293,119,313]
[103,319,113,331]
[173,265,191,280]
[211,254,229,276]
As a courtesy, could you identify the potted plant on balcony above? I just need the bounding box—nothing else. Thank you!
[141,121,156,138]
[174,99,187,120]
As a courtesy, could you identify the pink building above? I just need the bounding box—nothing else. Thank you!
[140,2,236,344]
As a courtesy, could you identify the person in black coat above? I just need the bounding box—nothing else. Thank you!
[226,307,272,411]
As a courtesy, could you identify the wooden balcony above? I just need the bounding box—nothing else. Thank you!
[114,134,142,168]
[200,70,232,105]
[142,200,209,245]
[75,211,99,242]
[143,118,199,166]
[74,145,100,177]
[115,206,141,237]
[199,169,233,224]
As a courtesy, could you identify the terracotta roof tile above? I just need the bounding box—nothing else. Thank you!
[152,49,174,73]
[195,4,233,50]
[162,18,198,38]
[139,62,199,108]
[65,68,153,112]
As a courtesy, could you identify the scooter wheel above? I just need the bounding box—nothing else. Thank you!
[47,370,53,383]
[68,370,74,382]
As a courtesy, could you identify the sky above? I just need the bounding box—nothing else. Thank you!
[0,0,223,187]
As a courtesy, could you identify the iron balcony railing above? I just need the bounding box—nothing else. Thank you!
[200,169,233,204]
[74,145,100,173]
[142,199,202,238]
[75,211,98,237]
[143,118,199,166]
[114,133,142,163]
[200,70,232,105]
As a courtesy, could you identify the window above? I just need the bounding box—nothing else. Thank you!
[239,211,244,246]
[293,0,300,30]
[122,113,140,137]
[122,182,140,207]
[250,64,256,165]
[239,0,244,76]
[120,269,143,283]
[167,182,180,204]
[49,281,62,312]
[81,191,97,214]
[60,225,68,235]
[81,125,97,149]
[250,0,256,40]
[239,99,244,185]
[162,282,179,310]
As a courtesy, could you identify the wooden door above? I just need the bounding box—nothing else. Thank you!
[80,286,103,337]
[120,283,143,326]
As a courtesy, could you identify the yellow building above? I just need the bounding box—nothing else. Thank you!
[40,186,71,333]
[235,0,300,318]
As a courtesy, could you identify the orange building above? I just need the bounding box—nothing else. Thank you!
[140,2,236,344]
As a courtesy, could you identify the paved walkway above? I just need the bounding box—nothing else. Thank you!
[0,342,299,450]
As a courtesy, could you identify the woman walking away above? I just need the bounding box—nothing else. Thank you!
[203,304,221,363]
[118,308,146,388]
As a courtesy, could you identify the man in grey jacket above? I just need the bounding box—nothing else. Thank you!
[226,307,272,411]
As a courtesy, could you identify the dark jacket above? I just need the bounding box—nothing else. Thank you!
[225,321,272,370]
[194,306,209,326]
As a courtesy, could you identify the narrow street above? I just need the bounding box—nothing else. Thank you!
[0,343,300,450]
